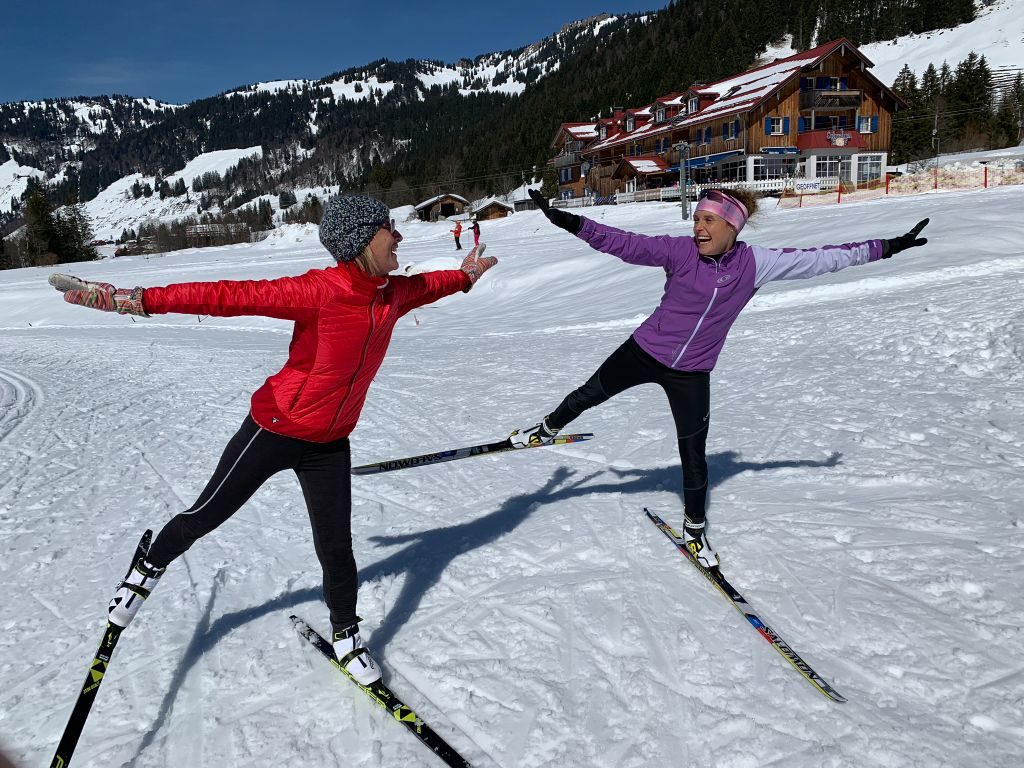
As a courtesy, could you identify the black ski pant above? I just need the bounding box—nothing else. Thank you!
[148,415,358,631]
[546,336,711,525]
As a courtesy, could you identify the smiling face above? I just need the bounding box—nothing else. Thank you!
[363,223,403,276]
[692,210,737,258]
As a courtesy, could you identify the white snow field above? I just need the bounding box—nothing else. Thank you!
[1,185,1023,767]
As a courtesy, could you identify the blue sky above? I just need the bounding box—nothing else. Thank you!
[3,1,665,105]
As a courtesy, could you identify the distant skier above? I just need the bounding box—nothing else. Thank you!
[451,220,463,250]
[49,195,497,686]
[510,187,929,568]
[470,218,481,247]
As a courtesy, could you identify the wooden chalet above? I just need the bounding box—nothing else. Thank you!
[550,39,906,199]
[415,193,469,222]
[473,197,514,220]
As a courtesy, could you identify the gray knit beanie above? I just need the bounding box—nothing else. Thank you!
[319,195,391,263]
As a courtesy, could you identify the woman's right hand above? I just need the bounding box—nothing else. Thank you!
[528,189,582,235]
[49,273,149,316]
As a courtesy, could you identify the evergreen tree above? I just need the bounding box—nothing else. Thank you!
[540,166,558,198]
[53,204,99,263]
[24,187,59,260]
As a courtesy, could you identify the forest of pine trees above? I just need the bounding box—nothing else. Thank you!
[891,53,1024,164]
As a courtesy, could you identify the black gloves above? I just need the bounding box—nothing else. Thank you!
[528,189,582,235]
[882,218,929,258]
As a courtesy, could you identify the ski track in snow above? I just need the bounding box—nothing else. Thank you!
[1,186,1023,766]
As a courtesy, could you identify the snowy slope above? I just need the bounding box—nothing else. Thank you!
[0,159,44,215]
[1,185,1023,767]
[761,0,1024,84]
[73,147,266,240]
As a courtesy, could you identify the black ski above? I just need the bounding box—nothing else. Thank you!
[352,433,593,475]
[644,509,847,703]
[50,530,152,768]
[290,616,473,767]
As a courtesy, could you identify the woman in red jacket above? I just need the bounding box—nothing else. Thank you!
[49,195,496,685]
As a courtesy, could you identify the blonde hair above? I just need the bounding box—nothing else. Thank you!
[350,244,377,275]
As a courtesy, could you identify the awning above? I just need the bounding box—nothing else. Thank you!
[759,146,800,155]
[684,150,743,169]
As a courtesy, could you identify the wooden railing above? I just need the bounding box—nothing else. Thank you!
[799,89,863,110]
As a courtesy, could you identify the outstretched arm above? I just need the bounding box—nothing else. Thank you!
[753,219,930,287]
[394,243,497,314]
[50,272,325,321]
[528,188,691,269]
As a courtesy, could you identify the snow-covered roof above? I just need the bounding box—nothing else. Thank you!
[415,193,469,210]
[615,156,670,176]
[565,123,598,139]
[583,38,884,154]
[473,196,514,212]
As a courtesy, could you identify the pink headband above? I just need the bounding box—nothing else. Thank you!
[695,191,749,233]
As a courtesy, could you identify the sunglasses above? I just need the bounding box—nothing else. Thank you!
[698,188,733,204]
[383,218,402,240]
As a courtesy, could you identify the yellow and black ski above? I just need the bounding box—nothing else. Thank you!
[291,616,473,766]
[50,530,152,768]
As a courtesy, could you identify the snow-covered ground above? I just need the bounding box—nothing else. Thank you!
[1,185,1023,767]
[761,0,1024,85]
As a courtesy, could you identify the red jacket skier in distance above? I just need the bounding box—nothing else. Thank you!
[143,262,468,442]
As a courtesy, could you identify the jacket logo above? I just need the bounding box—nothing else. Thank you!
[716,274,733,285]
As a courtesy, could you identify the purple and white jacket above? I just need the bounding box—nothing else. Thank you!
[577,218,884,372]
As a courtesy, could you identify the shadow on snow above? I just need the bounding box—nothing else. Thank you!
[123,449,840,764]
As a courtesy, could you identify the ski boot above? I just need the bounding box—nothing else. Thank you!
[108,535,165,628]
[332,620,381,686]
[508,416,560,448]
[683,519,720,569]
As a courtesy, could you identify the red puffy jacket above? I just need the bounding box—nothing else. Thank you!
[144,262,470,442]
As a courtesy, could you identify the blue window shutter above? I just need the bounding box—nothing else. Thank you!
[734,119,741,136]
[840,77,848,90]
[782,117,790,134]
[838,115,847,128]
[722,123,728,140]
[764,117,772,135]
[871,115,879,133]
[798,116,805,133]
[706,127,712,143]
[816,76,829,90]
[801,77,811,92]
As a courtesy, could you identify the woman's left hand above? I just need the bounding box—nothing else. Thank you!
[460,243,497,289]
[882,219,929,258]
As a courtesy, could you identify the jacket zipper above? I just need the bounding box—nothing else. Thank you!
[672,258,720,368]
[328,290,380,435]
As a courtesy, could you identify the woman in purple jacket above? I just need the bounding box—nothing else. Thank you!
[510,187,928,568]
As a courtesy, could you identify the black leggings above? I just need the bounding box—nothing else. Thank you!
[546,336,711,524]
[148,415,358,630]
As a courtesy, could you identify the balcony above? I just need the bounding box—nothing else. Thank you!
[553,151,580,169]
[799,89,863,111]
